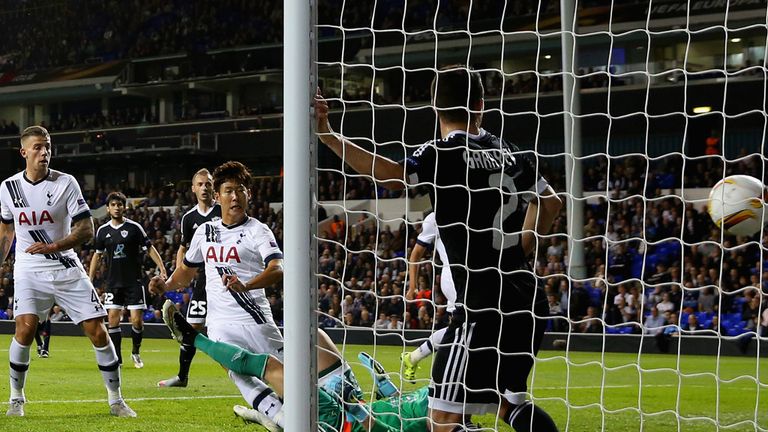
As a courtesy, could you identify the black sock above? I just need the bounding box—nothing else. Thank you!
[131,326,143,355]
[173,312,198,346]
[178,345,196,381]
[108,326,122,364]
[34,331,43,349]
[40,320,51,351]
[505,401,559,432]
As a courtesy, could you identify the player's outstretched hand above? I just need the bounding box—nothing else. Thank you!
[148,275,168,295]
[222,274,247,292]
[315,87,332,136]
[25,242,59,255]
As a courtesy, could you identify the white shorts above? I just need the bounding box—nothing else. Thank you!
[207,322,284,361]
[14,268,106,324]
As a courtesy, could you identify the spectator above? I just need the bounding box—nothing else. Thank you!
[682,314,702,334]
[656,292,675,314]
[698,287,717,313]
[387,314,403,330]
[319,309,338,329]
[644,306,666,335]
[578,306,603,333]
[742,295,761,332]
[374,313,390,329]
[329,214,345,240]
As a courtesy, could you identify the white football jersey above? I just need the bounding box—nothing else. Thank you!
[184,216,283,324]
[0,169,90,273]
[417,213,456,311]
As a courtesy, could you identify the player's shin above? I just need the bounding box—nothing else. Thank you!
[107,326,122,364]
[93,342,123,405]
[9,338,30,401]
[178,345,196,381]
[131,325,143,355]
[228,371,285,427]
[411,326,447,364]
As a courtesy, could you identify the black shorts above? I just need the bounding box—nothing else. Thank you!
[429,277,548,415]
[186,275,208,324]
[103,284,146,310]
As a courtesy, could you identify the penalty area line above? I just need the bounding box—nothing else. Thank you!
[0,394,242,405]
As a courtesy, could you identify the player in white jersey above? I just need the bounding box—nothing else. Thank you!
[149,161,368,428]
[401,212,455,381]
[0,126,135,417]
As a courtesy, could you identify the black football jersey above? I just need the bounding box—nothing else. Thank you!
[405,129,548,309]
[94,218,151,288]
[181,203,222,247]
[181,203,222,288]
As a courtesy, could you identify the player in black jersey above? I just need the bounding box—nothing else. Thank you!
[316,66,562,432]
[158,168,221,388]
[90,192,166,368]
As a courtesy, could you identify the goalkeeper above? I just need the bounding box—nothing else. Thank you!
[161,300,427,432]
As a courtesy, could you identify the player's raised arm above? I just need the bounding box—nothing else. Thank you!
[315,89,405,190]
[407,244,428,301]
[521,184,562,257]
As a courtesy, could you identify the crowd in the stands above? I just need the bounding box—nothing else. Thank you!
[1,157,766,347]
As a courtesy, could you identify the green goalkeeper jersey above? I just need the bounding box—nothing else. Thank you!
[318,387,429,432]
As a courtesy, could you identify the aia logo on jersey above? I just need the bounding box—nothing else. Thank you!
[205,246,241,263]
[18,210,53,226]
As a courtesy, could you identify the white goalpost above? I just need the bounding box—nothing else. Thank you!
[291,0,768,431]
[283,0,316,430]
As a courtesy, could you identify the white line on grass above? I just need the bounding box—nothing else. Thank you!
[0,394,242,405]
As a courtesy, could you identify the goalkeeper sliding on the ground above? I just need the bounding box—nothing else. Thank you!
[161,300,428,432]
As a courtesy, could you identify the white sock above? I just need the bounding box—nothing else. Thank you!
[229,370,284,427]
[9,338,30,401]
[410,327,448,364]
[93,342,122,404]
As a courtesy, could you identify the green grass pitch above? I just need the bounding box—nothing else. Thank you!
[1,336,766,431]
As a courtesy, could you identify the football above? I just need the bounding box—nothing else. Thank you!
[707,175,766,236]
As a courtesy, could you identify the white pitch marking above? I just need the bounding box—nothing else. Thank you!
[0,394,241,405]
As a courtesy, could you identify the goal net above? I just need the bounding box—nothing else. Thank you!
[308,0,768,430]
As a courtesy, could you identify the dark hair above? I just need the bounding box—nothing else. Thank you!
[106,191,127,206]
[20,125,50,144]
[430,65,484,124]
[213,161,253,193]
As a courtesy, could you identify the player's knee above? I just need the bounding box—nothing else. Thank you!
[14,315,39,344]
[81,319,108,345]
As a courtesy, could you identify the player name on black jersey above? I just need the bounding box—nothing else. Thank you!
[406,129,548,309]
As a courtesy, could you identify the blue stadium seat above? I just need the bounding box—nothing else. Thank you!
[165,291,184,304]
[631,257,644,280]
[143,309,155,321]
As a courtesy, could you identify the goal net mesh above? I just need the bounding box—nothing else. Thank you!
[312,1,768,430]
